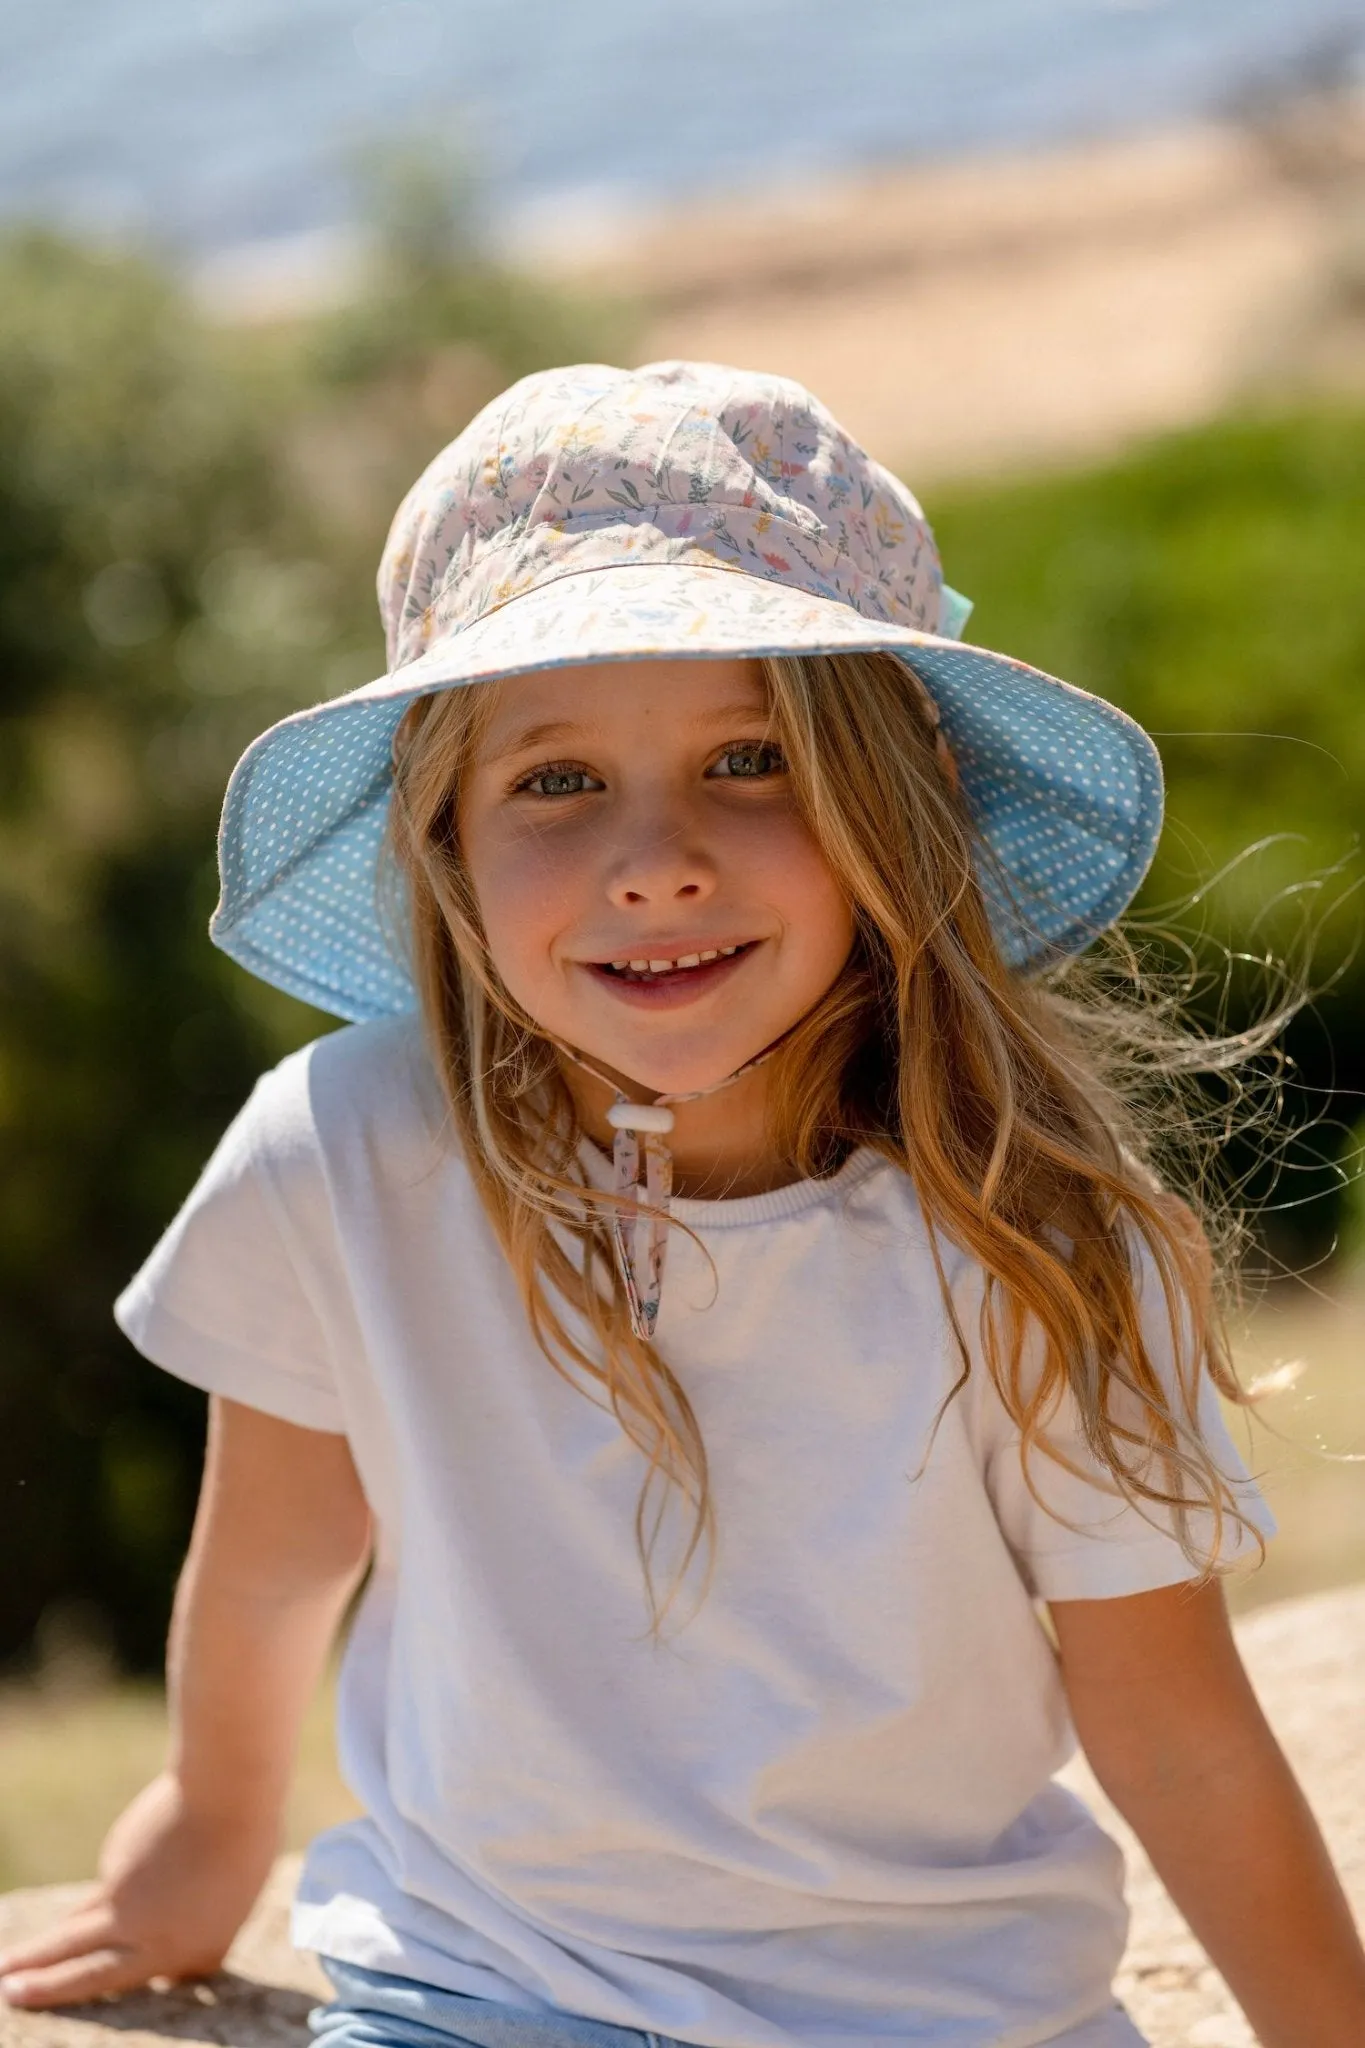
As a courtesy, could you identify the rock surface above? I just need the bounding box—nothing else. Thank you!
[2,1584,1363,2048]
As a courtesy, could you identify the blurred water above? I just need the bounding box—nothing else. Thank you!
[1,0,1361,261]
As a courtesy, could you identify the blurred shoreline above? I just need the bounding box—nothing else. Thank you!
[199,103,1365,483]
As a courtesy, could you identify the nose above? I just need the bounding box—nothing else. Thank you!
[602,796,718,910]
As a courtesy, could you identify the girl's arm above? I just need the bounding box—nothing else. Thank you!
[0,1395,372,2010]
[1051,1578,1365,2048]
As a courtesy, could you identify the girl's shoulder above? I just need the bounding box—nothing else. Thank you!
[235,1014,454,1188]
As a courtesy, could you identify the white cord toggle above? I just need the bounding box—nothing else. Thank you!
[553,1033,791,1340]
[606,1101,676,1135]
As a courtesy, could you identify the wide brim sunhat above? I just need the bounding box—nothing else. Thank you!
[210,361,1163,1022]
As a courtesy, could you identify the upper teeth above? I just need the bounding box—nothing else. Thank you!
[610,946,740,973]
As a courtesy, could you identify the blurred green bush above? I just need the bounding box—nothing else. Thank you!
[0,209,1359,1674]
[0,231,334,1676]
[932,415,1365,944]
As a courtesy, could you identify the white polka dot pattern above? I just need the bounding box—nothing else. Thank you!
[210,364,1164,1022]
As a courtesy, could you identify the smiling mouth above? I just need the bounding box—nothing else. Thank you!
[591,942,758,985]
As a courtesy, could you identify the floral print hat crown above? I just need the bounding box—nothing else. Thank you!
[211,358,1163,1024]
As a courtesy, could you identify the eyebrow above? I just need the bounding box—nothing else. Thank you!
[482,720,583,763]
[482,701,776,764]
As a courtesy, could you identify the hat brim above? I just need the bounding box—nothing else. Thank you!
[211,559,1162,1021]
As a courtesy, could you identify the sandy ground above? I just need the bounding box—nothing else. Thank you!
[539,108,1365,482]
[4,1580,1363,2048]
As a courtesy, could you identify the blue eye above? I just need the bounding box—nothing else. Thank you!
[517,763,603,797]
[710,742,786,779]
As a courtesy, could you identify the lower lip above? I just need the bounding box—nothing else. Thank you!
[581,945,758,1009]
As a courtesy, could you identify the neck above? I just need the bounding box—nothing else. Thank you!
[560,1057,795,1200]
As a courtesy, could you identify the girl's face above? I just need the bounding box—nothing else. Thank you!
[458,656,856,1098]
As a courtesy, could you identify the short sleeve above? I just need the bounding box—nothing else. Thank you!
[965,1237,1277,1603]
[115,1055,347,1434]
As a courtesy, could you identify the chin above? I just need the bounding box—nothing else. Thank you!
[601,1034,762,1099]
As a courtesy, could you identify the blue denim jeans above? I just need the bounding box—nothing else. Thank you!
[309,1960,684,2048]
[309,1958,1148,2048]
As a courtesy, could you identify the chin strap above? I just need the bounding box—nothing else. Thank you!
[554,1036,788,1340]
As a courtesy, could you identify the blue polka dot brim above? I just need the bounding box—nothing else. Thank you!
[209,362,1164,1022]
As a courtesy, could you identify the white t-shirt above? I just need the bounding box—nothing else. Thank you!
[115,1018,1274,2048]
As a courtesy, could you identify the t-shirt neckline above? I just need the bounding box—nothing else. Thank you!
[576,1135,888,1229]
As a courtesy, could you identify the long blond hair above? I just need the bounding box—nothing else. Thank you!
[387,649,1271,1623]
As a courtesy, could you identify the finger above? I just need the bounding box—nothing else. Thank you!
[0,1906,117,1975]
[1,1946,146,2011]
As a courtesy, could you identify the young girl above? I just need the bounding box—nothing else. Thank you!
[2,361,1362,2047]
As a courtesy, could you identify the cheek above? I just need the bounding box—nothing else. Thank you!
[461,821,587,995]
[737,807,855,973]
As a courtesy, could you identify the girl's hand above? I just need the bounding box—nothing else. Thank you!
[0,1769,281,2009]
